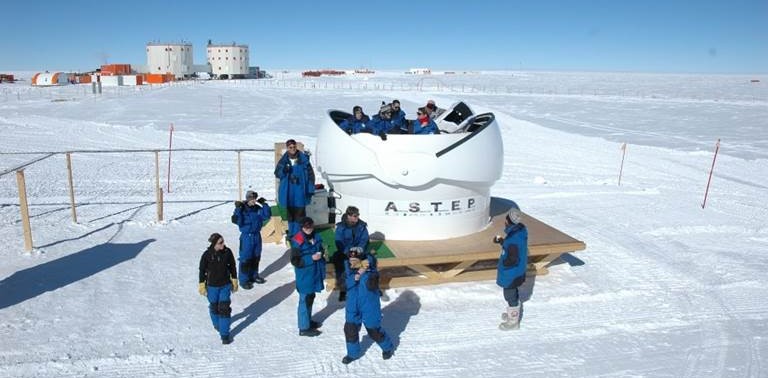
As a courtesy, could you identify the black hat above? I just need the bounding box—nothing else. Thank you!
[301,217,315,228]
[353,105,362,113]
[285,139,297,146]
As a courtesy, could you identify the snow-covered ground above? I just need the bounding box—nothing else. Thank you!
[1,71,767,377]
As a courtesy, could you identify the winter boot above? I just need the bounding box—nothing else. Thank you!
[338,291,346,302]
[342,355,356,364]
[253,276,266,284]
[299,328,321,337]
[382,349,394,360]
[310,320,323,329]
[241,281,253,290]
[221,335,232,345]
[499,304,520,331]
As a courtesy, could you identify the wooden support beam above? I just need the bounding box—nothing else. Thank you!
[237,151,242,201]
[408,264,442,280]
[65,152,77,223]
[439,259,477,279]
[16,170,33,251]
[154,152,163,221]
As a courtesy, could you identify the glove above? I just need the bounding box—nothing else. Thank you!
[366,271,380,291]
[231,278,239,293]
[257,197,267,205]
[349,257,361,269]
[379,132,387,141]
[198,282,207,296]
[283,164,292,174]
[235,200,244,209]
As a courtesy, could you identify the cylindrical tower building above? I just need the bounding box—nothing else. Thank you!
[207,42,250,79]
[146,42,193,79]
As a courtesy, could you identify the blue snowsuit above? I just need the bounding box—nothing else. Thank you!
[496,223,528,306]
[368,115,392,136]
[413,118,439,135]
[390,109,407,133]
[232,202,272,284]
[274,151,315,237]
[290,231,326,331]
[343,255,393,359]
[339,114,371,134]
[333,215,369,290]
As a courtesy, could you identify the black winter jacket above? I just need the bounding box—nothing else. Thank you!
[199,246,237,286]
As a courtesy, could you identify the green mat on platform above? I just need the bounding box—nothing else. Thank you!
[274,205,394,259]
[316,227,394,260]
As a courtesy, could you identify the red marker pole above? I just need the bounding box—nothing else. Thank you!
[618,143,627,186]
[167,123,174,193]
[701,139,720,209]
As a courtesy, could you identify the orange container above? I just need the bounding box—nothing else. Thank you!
[101,64,131,76]
[145,73,169,84]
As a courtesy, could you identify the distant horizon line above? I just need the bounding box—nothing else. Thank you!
[0,67,765,77]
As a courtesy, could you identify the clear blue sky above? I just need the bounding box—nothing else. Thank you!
[1,0,766,73]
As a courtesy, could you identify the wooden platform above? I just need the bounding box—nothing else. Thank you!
[324,209,586,289]
[262,200,586,289]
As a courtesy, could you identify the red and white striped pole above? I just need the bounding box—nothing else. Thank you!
[618,143,627,186]
[167,123,174,193]
[701,139,720,209]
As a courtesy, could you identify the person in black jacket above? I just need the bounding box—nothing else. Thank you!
[199,233,238,344]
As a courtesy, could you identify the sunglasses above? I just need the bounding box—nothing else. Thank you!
[347,213,359,217]
[417,112,423,115]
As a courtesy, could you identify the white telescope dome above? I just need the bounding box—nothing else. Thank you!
[316,102,503,240]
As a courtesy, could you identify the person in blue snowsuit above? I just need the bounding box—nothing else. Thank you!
[198,233,238,344]
[495,207,528,330]
[367,103,393,140]
[341,247,394,364]
[289,217,326,337]
[232,190,272,289]
[413,107,439,134]
[274,139,315,238]
[333,206,369,302]
[339,106,371,135]
[389,99,408,134]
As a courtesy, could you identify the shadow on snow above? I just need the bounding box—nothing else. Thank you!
[0,239,155,310]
